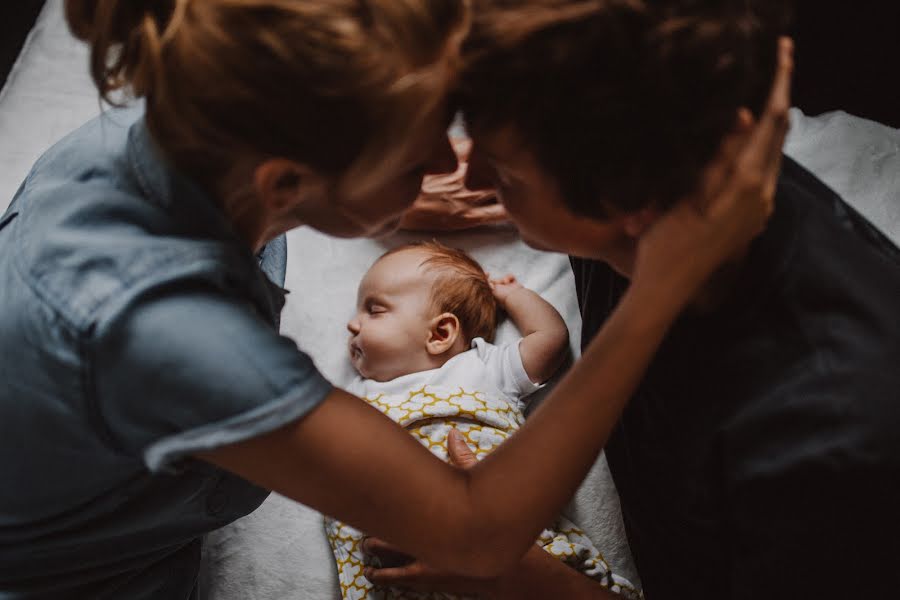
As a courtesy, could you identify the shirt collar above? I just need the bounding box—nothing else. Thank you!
[126,116,240,243]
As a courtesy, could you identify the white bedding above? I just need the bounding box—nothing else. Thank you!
[2,2,898,598]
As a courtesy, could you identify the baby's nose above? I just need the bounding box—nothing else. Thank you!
[347,318,360,334]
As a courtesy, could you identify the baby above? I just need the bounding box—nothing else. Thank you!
[325,241,638,600]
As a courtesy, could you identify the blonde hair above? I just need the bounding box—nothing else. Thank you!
[382,241,497,343]
[65,0,468,195]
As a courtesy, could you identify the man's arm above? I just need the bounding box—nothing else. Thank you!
[491,275,569,384]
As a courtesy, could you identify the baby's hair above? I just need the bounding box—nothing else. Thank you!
[381,241,497,343]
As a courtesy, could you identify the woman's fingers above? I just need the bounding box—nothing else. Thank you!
[362,536,412,566]
[447,429,478,469]
[695,115,753,213]
[697,37,794,217]
[739,36,794,201]
[758,36,795,200]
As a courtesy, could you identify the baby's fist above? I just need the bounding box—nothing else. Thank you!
[489,274,523,304]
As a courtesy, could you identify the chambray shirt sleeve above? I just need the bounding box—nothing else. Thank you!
[92,286,333,472]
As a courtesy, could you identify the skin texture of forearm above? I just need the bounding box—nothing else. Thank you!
[500,286,569,383]
[450,279,684,574]
[198,277,681,578]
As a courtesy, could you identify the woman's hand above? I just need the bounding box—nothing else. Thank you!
[362,431,621,599]
[399,137,510,231]
[632,37,794,304]
[363,430,500,597]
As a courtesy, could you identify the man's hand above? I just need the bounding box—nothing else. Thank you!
[399,137,510,231]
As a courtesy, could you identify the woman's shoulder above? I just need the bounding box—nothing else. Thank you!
[6,106,268,334]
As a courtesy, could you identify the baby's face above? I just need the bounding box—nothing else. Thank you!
[347,249,438,381]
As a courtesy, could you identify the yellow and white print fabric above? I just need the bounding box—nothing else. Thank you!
[324,384,640,599]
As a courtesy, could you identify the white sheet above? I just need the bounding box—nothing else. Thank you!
[1,2,898,598]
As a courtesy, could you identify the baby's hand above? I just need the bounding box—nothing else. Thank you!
[489,274,524,305]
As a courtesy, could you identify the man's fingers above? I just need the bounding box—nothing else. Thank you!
[449,136,473,163]
[447,429,478,469]
[464,202,509,225]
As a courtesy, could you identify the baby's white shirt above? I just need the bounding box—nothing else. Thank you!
[347,337,541,413]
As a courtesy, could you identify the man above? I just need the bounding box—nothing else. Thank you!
[370,1,900,598]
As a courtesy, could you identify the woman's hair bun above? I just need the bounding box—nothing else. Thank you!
[65,0,176,44]
[64,0,180,100]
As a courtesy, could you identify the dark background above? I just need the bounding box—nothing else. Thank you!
[1,1,899,127]
[1,1,46,88]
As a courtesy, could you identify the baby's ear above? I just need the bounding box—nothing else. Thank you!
[426,313,462,356]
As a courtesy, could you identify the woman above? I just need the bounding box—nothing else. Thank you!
[0,0,788,598]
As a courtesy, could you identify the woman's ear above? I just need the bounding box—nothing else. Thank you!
[253,158,321,214]
[426,313,462,356]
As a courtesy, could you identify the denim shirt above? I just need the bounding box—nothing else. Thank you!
[0,108,332,598]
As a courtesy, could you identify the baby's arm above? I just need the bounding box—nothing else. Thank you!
[491,275,569,384]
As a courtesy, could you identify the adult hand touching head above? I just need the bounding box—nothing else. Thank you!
[631,37,794,305]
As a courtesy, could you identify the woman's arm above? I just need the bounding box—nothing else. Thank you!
[198,279,677,577]
[200,36,792,580]
[362,431,627,599]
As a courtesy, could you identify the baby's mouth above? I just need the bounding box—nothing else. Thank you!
[350,342,363,360]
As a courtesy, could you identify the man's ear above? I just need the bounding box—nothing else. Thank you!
[426,313,462,356]
[622,207,659,238]
[253,158,321,215]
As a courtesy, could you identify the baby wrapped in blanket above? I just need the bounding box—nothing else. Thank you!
[325,241,638,599]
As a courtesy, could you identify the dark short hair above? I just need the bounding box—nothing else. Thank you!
[460,0,792,218]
